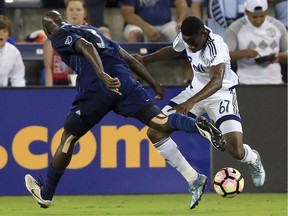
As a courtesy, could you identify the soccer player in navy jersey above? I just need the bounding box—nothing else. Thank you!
[24,10,225,209]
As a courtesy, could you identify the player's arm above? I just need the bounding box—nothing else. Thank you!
[118,47,164,100]
[189,63,224,103]
[168,63,224,115]
[74,37,121,95]
[141,45,181,63]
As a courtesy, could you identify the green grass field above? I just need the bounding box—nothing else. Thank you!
[0,193,286,216]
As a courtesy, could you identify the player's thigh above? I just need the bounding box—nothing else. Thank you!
[205,89,242,134]
[64,92,112,137]
[123,24,143,40]
[114,82,161,125]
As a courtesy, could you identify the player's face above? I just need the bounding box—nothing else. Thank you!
[182,31,207,53]
[43,21,59,39]
[65,0,87,25]
[246,11,267,28]
[42,11,64,39]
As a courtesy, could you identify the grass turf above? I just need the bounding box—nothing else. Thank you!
[0,193,286,216]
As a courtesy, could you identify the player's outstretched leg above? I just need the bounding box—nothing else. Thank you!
[25,174,52,208]
[195,116,227,151]
[248,150,266,187]
[188,173,208,209]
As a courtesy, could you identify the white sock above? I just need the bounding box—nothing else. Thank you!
[154,137,198,183]
[240,144,257,164]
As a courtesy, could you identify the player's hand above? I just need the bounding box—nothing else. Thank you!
[99,72,122,96]
[168,100,195,115]
[153,84,164,100]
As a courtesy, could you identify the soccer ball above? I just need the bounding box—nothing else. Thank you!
[213,167,244,198]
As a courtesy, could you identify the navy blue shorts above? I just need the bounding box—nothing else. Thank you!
[64,74,161,136]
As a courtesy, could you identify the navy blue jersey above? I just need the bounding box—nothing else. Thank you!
[51,24,131,91]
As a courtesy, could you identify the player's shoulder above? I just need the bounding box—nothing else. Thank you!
[206,30,225,48]
[204,31,229,57]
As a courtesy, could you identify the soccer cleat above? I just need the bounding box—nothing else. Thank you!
[25,174,52,208]
[195,116,227,151]
[248,150,266,187]
[188,174,208,209]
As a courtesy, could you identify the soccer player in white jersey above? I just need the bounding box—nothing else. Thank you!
[224,0,287,84]
[133,16,266,209]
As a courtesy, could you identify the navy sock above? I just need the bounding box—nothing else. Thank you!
[168,113,197,134]
[41,163,65,200]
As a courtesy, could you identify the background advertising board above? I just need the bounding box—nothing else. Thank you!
[0,87,211,195]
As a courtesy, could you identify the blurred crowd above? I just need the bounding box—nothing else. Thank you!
[0,0,287,87]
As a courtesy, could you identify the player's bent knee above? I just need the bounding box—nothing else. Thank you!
[64,112,90,137]
[149,114,174,133]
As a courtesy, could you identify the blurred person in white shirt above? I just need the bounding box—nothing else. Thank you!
[224,0,287,84]
[0,15,25,87]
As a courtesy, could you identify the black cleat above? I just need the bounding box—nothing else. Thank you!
[195,116,227,151]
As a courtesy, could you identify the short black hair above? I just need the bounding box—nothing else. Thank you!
[181,16,205,36]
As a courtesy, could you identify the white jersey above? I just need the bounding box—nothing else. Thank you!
[0,42,25,87]
[173,27,239,90]
[224,15,287,84]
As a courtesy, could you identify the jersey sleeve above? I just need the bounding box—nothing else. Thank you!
[51,29,81,54]
[207,39,231,66]
[173,32,187,53]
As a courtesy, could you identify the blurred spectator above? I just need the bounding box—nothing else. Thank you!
[119,0,192,84]
[119,0,187,42]
[190,0,245,38]
[268,0,287,28]
[224,0,287,84]
[43,0,88,86]
[24,30,47,43]
[268,0,287,83]
[190,0,204,19]
[84,0,112,39]
[0,15,25,87]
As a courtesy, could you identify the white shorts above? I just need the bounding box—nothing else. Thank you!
[162,86,243,134]
[123,21,178,42]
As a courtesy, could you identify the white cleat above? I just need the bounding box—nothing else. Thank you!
[248,150,266,187]
[188,174,207,209]
[25,174,52,208]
